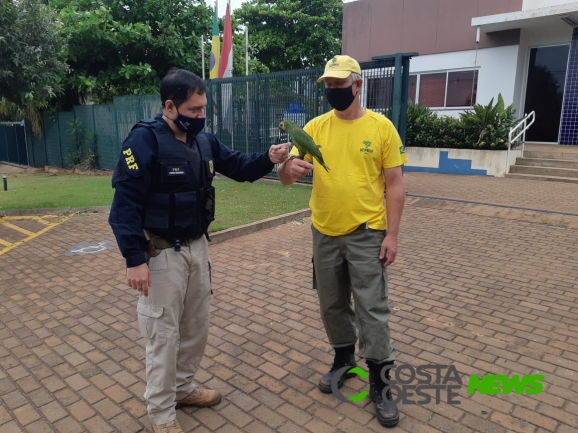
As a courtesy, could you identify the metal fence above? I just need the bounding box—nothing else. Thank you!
[0,121,28,166]
[1,54,414,177]
[19,95,163,170]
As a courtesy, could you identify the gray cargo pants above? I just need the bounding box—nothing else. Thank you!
[312,225,396,363]
[136,235,211,425]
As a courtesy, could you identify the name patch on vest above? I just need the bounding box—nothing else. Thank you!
[166,164,187,176]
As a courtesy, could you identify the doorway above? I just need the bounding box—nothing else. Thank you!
[523,44,570,143]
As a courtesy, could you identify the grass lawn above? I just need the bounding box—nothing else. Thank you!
[0,172,311,232]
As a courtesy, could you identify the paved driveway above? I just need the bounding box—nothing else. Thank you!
[0,172,577,433]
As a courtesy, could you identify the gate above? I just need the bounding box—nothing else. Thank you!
[0,121,28,166]
[205,53,416,182]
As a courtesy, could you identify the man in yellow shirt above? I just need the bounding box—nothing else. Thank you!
[278,55,407,428]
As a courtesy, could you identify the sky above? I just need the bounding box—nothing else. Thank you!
[214,0,356,17]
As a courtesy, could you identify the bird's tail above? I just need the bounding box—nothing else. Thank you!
[314,155,330,172]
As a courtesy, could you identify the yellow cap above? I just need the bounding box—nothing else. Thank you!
[317,55,362,83]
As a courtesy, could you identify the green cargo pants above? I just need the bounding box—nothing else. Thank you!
[312,224,396,363]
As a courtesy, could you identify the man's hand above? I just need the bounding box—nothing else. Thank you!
[127,263,151,296]
[283,158,314,180]
[268,143,292,164]
[379,234,398,267]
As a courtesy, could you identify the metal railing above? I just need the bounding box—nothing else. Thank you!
[507,111,535,172]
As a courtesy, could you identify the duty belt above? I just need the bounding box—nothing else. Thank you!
[144,230,196,256]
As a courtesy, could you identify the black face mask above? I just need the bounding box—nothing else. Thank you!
[325,86,356,111]
[166,110,206,136]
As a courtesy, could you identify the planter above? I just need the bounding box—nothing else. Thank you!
[403,147,521,177]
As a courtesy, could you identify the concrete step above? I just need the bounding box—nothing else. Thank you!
[523,150,578,161]
[505,173,578,184]
[509,165,578,178]
[515,158,578,170]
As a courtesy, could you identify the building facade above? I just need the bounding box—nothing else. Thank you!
[342,0,577,145]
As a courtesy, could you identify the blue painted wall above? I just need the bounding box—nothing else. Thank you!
[404,151,489,176]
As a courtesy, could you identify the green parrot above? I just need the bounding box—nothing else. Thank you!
[279,119,330,172]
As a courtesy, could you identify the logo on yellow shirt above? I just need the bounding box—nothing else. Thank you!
[360,140,373,154]
[400,146,406,155]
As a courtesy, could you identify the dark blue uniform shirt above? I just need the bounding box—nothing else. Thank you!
[109,114,275,268]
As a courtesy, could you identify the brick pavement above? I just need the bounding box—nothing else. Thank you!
[403,172,578,214]
[0,174,577,433]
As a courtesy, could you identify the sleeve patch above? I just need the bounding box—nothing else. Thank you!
[122,148,139,171]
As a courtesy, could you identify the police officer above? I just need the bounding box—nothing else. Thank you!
[109,68,290,433]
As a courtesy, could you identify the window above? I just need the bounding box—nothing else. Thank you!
[408,75,417,103]
[409,70,478,108]
[447,70,478,107]
[366,77,393,110]
[419,73,446,107]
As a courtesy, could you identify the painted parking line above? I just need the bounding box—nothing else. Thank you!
[0,215,73,256]
[1,221,36,236]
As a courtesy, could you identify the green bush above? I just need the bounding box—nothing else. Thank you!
[405,94,519,151]
[64,119,99,170]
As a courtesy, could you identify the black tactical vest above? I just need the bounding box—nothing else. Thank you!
[133,120,216,240]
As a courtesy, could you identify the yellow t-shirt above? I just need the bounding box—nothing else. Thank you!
[290,109,408,236]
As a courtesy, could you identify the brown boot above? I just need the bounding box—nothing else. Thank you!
[176,387,222,407]
[151,419,184,433]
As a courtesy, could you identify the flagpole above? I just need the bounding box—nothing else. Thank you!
[201,35,205,80]
[245,25,249,76]
[211,0,218,132]
[245,25,249,154]
[225,0,234,150]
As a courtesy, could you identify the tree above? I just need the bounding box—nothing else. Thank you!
[50,0,212,106]
[0,0,69,132]
[232,27,270,77]
[233,0,343,72]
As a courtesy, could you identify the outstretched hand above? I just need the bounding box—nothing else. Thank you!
[283,158,314,179]
[268,143,292,164]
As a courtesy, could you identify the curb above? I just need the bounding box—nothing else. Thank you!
[208,209,311,245]
[407,196,578,229]
[0,206,111,217]
[1,206,312,244]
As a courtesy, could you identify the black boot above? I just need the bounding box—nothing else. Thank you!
[318,345,356,393]
[367,361,399,428]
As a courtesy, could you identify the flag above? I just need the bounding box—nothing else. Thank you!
[219,0,234,133]
[209,1,220,79]
[218,0,233,79]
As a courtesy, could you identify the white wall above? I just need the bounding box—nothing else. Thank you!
[522,0,577,10]
[405,147,522,177]
[408,46,520,115]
